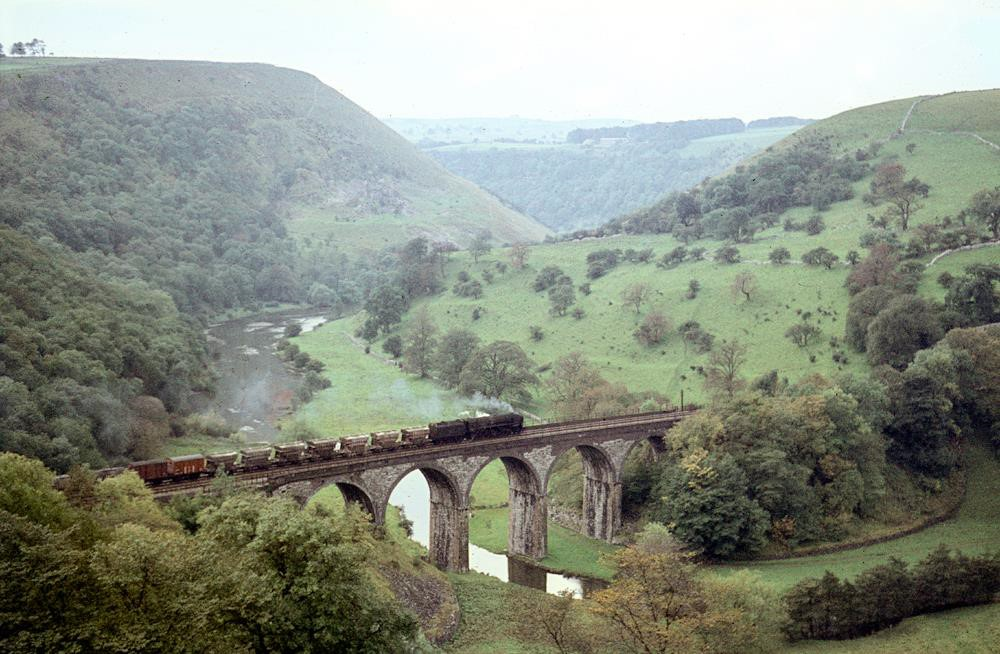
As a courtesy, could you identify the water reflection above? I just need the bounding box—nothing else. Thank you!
[390,471,606,598]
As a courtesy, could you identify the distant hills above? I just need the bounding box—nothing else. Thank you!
[390,115,811,232]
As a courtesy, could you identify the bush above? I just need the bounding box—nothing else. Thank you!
[783,548,1000,641]
[284,323,302,338]
[382,335,403,358]
[769,247,791,265]
[715,246,741,264]
[529,325,544,341]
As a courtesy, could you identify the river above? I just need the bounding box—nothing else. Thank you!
[206,308,605,597]
[202,309,328,442]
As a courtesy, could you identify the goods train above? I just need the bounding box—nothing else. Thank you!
[54,413,525,487]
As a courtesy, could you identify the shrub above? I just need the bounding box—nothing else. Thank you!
[529,325,544,341]
[715,246,741,264]
[783,548,1000,641]
[769,247,791,265]
[382,335,403,358]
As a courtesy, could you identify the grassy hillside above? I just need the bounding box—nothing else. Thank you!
[361,90,1000,411]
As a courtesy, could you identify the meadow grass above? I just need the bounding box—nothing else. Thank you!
[919,244,1000,301]
[288,317,478,436]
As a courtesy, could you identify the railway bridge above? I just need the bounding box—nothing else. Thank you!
[151,410,693,571]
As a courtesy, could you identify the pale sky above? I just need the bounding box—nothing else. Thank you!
[3,0,999,122]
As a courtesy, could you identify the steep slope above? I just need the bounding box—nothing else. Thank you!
[0,57,548,313]
[0,227,209,471]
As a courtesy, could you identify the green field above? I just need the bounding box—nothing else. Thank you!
[288,317,483,436]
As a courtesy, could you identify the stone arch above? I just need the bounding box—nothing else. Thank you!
[383,464,468,572]
[469,455,548,559]
[333,481,377,519]
[572,444,621,542]
[274,478,377,520]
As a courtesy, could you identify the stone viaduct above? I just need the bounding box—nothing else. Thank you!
[151,410,693,571]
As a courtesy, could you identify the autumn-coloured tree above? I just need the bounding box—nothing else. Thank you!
[846,243,901,295]
[635,311,671,345]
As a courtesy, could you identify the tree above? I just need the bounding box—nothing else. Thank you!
[459,341,538,402]
[635,311,671,345]
[532,265,568,292]
[26,38,46,56]
[589,545,706,653]
[846,250,861,266]
[548,282,575,316]
[433,329,480,388]
[545,352,606,419]
[845,285,899,351]
[364,284,408,337]
[802,247,840,269]
[651,452,769,558]
[10,42,26,56]
[944,264,1000,326]
[769,247,791,265]
[381,335,403,358]
[514,590,580,653]
[509,242,529,269]
[846,243,900,295]
[402,307,438,377]
[198,495,419,652]
[865,163,930,230]
[785,323,822,348]
[730,271,757,302]
[0,43,5,57]
[686,279,700,300]
[621,282,652,314]
[865,295,943,369]
[469,232,492,263]
[966,186,1000,239]
[704,340,747,400]
[714,245,741,264]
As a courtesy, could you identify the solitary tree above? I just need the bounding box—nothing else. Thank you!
[769,247,791,265]
[705,340,748,400]
[865,163,930,231]
[548,282,575,316]
[469,232,492,263]
[802,247,840,270]
[635,311,671,345]
[458,341,538,402]
[966,187,1000,239]
[621,282,652,314]
[785,323,822,348]
[9,42,26,56]
[402,307,438,377]
[730,271,758,302]
[715,246,741,264]
[509,242,529,269]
